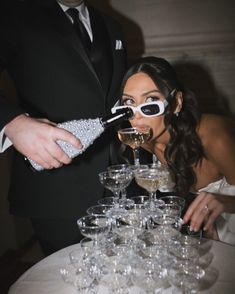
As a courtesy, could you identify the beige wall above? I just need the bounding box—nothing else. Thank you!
[89,0,235,116]
[1,0,235,254]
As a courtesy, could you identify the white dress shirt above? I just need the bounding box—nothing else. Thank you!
[59,2,93,41]
[0,126,11,152]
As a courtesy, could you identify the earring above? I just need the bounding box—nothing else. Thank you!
[175,112,179,117]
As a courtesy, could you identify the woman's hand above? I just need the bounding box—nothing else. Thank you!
[183,191,235,235]
[4,114,82,169]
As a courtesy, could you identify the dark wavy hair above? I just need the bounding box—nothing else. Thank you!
[119,56,205,197]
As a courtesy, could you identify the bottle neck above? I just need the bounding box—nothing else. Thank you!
[101,108,134,128]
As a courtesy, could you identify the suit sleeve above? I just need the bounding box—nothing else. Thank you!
[0,0,25,130]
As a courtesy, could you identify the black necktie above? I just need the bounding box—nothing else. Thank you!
[67,8,92,55]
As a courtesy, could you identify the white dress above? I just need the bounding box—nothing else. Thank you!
[199,177,235,245]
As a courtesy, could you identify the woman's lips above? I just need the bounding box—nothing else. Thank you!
[132,124,150,130]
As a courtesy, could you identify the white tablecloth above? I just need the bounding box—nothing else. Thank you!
[8,240,235,294]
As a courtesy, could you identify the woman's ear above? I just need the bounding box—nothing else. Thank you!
[174,91,183,114]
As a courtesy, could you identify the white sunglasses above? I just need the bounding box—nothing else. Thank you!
[111,100,168,117]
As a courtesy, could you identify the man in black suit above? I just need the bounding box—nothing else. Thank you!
[0,0,126,255]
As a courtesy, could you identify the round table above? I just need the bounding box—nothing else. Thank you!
[8,240,235,294]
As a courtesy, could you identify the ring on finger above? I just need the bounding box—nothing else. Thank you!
[203,204,209,213]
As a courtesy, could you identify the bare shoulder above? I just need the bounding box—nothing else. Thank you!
[199,114,235,138]
[198,114,235,183]
[198,114,235,152]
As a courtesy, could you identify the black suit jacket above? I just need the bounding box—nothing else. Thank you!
[0,0,126,218]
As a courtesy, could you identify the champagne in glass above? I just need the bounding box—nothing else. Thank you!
[135,167,165,209]
[135,176,160,194]
[118,126,151,165]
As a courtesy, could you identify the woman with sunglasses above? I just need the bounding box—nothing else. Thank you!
[112,56,235,244]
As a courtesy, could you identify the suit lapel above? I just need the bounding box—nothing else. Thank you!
[88,7,118,106]
[38,1,101,87]
[88,8,113,98]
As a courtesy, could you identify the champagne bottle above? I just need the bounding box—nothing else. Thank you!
[27,108,133,171]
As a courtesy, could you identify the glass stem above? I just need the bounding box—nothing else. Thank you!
[149,192,155,209]
[93,237,99,250]
[153,191,157,200]
[110,217,116,231]
[133,147,140,165]
[152,154,158,166]
[121,188,127,200]
[113,192,120,206]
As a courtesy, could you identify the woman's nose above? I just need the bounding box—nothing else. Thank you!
[133,110,142,119]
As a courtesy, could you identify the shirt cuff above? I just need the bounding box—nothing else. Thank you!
[0,127,13,152]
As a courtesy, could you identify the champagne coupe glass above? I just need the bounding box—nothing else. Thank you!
[87,204,114,217]
[98,170,134,243]
[159,203,182,224]
[69,248,85,270]
[77,215,111,253]
[160,195,185,218]
[135,167,165,208]
[100,255,131,294]
[131,259,164,293]
[117,126,151,165]
[167,261,202,294]
[117,203,149,248]
[150,203,182,240]
[148,162,175,193]
[60,263,94,292]
[107,164,134,207]
[98,170,133,205]
[77,216,111,283]
[80,237,93,257]
[167,235,204,294]
[86,204,118,248]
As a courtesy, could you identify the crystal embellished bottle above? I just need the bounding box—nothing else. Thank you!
[27,108,133,171]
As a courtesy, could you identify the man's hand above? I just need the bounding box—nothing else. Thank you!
[5,114,82,169]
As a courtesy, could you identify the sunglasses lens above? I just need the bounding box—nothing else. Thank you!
[141,104,161,116]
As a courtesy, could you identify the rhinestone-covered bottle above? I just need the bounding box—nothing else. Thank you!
[27,108,133,171]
